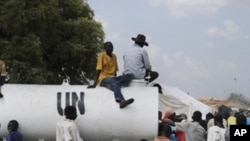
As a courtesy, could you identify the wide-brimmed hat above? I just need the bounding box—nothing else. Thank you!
[131,34,148,46]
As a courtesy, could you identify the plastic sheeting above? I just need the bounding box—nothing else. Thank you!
[159,84,212,120]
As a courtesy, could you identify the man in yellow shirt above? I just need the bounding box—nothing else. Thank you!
[88,41,134,108]
[0,59,7,98]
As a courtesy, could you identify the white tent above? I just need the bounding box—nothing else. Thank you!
[159,84,212,120]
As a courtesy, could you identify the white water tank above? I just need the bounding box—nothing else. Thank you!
[0,83,158,141]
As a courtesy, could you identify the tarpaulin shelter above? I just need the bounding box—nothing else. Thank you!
[159,84,212,120]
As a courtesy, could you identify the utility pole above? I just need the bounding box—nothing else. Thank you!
[234,77,237,93]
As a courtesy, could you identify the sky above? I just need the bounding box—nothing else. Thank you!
[87,0,250,99]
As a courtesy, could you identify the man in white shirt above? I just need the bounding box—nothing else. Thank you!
[123,34,158,83]
[207,114,226,141]
[175,111,206,141]
[56,106,83,141]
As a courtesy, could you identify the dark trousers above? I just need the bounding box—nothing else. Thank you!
[101,73,134,101]
[0,76,6,86]
[144,70,159,83]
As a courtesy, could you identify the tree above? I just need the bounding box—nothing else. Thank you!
[0,0,104,84]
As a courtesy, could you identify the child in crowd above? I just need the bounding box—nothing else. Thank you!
[7,120,23,141]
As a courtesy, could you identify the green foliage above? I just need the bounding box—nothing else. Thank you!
[0,0,104,84]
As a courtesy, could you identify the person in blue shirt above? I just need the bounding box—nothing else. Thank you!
[7,120,22,141]
[246,110,250,125]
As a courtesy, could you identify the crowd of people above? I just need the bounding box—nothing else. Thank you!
[149,109,250,141]
[2,107,250,141]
